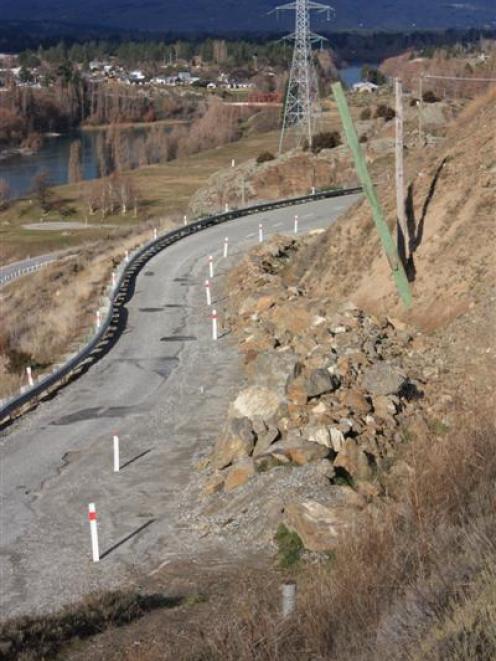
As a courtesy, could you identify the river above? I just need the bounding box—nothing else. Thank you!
[0,124,173,200]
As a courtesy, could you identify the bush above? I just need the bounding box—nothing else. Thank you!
[423,89,440,103]
[375,104,396,121]
[359,134,368,143]
[274,523,303,568]
[256,151,275,164]
[360,107,372,120]
[310,130,341,153]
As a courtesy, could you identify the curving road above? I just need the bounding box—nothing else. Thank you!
[0,195,361,618]
[0,252,65,288]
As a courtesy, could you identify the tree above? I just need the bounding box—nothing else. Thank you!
[0,178,11,210]
[361,65,387,86]
[32,170,52,211]
[68,140,82,183]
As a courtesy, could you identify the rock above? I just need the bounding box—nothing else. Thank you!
[312,401,328,415]
[286,375,309,404]
[387,316,408,331]
[247,350,301,395]
[224,458,256,491]
[232,386,284,420]
[285,500,347,551]
[305,369,340,398]
[286,442,330,465]
[329,427,346,452]
[362,362,407,396]
[254,451,289,472]
[315,459,336,479]
[203,472,225,495]
[372,394,399,418]
[253,427,280,455]
[334,439,373,481]
[306,426,332,448]
[211,417,256,469]
[340,389,371,415]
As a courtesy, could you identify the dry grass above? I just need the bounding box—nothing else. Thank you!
[146,409,496,661]
[0,223,168,399]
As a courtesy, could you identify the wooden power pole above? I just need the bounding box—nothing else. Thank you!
[394,78,408,255]
[418,75,424,145]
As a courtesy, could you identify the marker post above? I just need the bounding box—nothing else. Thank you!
[88,503,100,563]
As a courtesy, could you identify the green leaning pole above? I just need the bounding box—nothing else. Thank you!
[331,82,413,309]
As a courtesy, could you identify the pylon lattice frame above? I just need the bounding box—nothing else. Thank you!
[274,0,333,153]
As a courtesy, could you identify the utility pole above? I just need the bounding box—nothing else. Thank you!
[418,74,424,145]
[272,0,334,153]
[394,78,407,255]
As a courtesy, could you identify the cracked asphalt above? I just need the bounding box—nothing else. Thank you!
[0,195,361,618]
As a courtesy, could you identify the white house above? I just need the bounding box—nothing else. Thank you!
[352,81,379,93]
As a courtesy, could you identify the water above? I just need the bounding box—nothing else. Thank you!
[339,64,365,88]
[0,125,172,200]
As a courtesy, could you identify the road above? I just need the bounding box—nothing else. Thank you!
[0,252,63,288]
[0,195,361,618]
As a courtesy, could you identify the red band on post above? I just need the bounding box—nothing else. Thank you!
[88,511,97,521]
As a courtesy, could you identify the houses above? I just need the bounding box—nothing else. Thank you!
[352,81,379,93]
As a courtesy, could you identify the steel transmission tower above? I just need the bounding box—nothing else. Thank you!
[273,0,333,153]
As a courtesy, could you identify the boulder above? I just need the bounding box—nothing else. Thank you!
[211,417,256,469]
[247,350,301,395]
[285,500,346,551]
[372,394,399,419]
[305,369,340,398]
[232,386,284,421]
[340,389,371,415]
[286,375,309,404]
[306,426,332,448]
[254,451,290,473]
[224,458,256,491]
[362,363,407,396]
[329,427,346,452]
[334,439,373,481]
[253,427,280,455]
[286,442,330,465]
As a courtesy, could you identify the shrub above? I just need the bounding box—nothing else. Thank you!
[310,130,341,153]
[423,89,440,103]
[359,134,368,143]
[360,107,372,120]
[274,523,303,568]
[256,151,275,164]
[375,104,396,121]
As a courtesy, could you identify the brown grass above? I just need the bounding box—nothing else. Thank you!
[147,409,496,661]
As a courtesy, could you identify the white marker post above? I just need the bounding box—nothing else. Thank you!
[113,434,120,472]
[205,279,212,306]
[208,255,214,279]
[282,581,296,618]
[211,309,218,341]
[259,223,264,243]
[26,366,34,387]
[225,202,229,213]
[183,214,188,226]
[223,237,229,258]
[96,310,101,329]
[311,186,316,195]
[88,503,100,563]
[231,158,236,168]
[294,214,299,234]
[153,227,157,240]
[125,250,129,262]
[112,271,116,288]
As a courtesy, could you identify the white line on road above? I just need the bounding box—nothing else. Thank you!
[245,233,255,238]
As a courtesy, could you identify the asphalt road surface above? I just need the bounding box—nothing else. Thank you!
[0,195,361,618]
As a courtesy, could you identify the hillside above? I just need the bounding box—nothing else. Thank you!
[2,0,495,33]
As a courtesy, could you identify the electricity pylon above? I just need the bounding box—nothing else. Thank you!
[273,0,334,153]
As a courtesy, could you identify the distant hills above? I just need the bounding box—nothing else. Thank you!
[2,0,495,35]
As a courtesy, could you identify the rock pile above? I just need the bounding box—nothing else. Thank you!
[199,236,429,552]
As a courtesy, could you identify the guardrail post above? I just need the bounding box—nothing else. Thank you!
[294,215,299,234]
[259,223,264,243]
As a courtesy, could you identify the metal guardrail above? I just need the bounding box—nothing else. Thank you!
[0,257,58,287]
[0,186,361,426]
